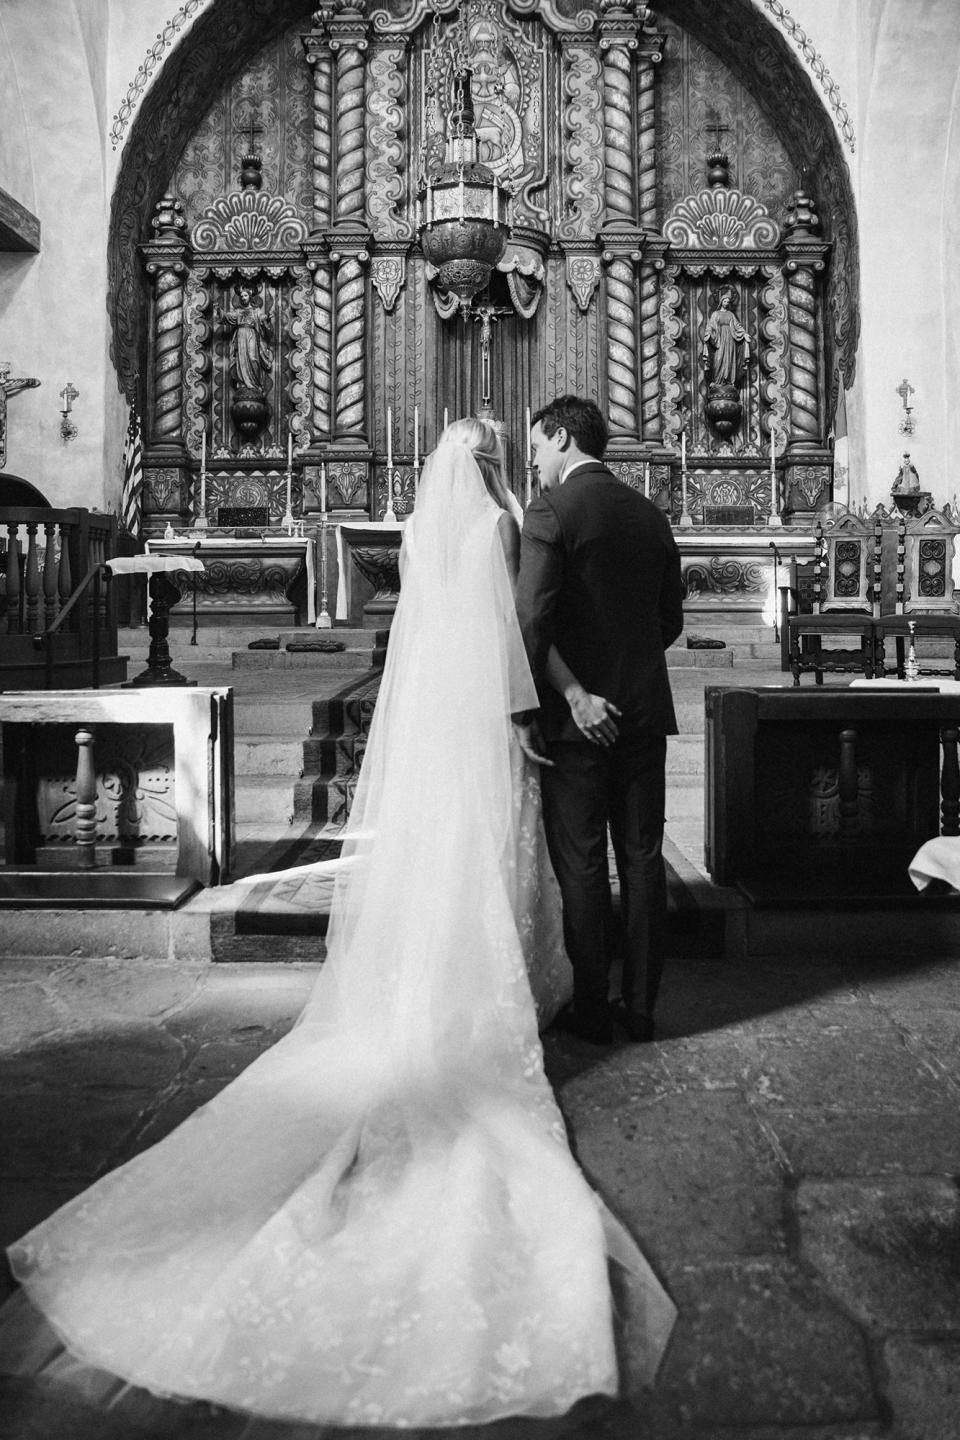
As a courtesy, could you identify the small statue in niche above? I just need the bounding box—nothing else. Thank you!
[700,286,749,438]
[893,452,920,493]
[890,452,932,517]
[215,283,273,444]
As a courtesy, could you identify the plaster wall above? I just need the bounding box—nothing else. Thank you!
[1,0,958,522]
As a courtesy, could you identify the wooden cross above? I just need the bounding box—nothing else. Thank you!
[704,118,730,150]
[240,116,264,152]
[896,377,915,412]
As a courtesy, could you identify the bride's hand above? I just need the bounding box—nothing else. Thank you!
[513,720,554,767]
[565,685,621,746]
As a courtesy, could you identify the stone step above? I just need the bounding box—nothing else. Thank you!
[667,734,703,777]
[665,780,704,821]
[235,737,306,777]
[234,699,318,736]
[233,647,382,671]
[236,776,297,825]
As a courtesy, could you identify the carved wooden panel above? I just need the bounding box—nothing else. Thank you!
[35,725,177,844]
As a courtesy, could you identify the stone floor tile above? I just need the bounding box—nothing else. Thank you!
[797,1177,960,1332]
[162,964,318,1047]
[759,1104,960,1178]
[0,986,68,1053]
[0,1023,184,1091]
[565,1090,788,1265]
[746,1027,946,1113]
[882,1335,960,1440]
[0,1086,154,1181]
[655,1260,878,1428]
[44,957,206,1026]
[122,1077,232,1154]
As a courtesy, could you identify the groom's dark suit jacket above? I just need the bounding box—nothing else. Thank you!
[516,463,684,742]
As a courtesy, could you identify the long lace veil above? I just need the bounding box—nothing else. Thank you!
[294,437,540,1064]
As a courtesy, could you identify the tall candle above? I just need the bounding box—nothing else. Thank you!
[681,431,686,470]
[387,406,393,472]
[413,404,420,468]
[287,431,293,473]
[644,461,651,499]
[770,423,776,476]
[525,406,532,467]
[443,406,449,434]
[200,429,206,473]
[320,461,327,514]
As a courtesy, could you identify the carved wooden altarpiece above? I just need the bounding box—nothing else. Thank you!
[121,0,858,621]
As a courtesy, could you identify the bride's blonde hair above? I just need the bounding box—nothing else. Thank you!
[441,417,513,512]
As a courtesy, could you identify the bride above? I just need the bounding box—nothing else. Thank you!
[4,419,674,1429]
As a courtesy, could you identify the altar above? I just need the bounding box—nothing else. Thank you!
[145,533,317,627]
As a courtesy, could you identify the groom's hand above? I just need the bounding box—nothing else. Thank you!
[565,685,621,746]
[513,718,554,766]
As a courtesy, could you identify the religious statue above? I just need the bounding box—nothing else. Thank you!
[216,284,272,392]
[0,362,41,469]
[215,284,273,444]
[701,286,750,386]
[893,452,920,494]
[700,287,749,437]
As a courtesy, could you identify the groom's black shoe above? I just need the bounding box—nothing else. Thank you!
[611,1002,656,1043]
[551,1002,614,1046]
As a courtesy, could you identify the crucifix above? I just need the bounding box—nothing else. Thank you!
[897,376,916,435]
[239,115,264,153]
[59,382,80,443]
[471,302,512,419]
[896,377,915,413]
[0,362,41,468]
[704,117,731,151]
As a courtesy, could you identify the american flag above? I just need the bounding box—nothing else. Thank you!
[120,401,144,538]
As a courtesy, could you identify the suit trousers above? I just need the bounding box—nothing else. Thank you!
[540,731,668,1026]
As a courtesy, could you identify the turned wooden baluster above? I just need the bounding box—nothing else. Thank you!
[58,523,72,615]
[42,520,59,628]
[4,521,20,633]
[24,521,41,632]
[74,727,98,869]
[838,727,859,840]
[940,725,960,837]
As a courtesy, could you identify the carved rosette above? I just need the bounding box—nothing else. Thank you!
[370,253,405,311]
[565,251,603,313]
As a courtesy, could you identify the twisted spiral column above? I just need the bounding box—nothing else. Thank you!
[636,57,661,442]
[334,44,366,224]
[311,264,333,437]
[334,255,366,436]
[606,257,639,438]
[602,43,636,223]
[312,47,334,231]
[152,266,185,441]
[786,266,821,444]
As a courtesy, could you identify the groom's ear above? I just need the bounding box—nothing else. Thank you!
[556,426,570,451]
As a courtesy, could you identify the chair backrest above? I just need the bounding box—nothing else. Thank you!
[813,512,882,615]
[896,508,960,615]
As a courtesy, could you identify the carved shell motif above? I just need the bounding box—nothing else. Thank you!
[663,189,781,250]
[192,192,309,253]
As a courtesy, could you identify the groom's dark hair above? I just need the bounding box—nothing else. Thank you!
[532,396,608,460]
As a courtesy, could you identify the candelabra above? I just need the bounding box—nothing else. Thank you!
[316,513,332,630]
[905,619,920,682]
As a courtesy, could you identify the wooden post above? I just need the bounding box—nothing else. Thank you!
[940,725,960,837]
[74,727,98,868]
[838,727,859,839]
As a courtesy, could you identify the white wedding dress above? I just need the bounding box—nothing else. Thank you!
[5,441,675,1429]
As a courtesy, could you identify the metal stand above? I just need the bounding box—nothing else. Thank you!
[124,573,195,687]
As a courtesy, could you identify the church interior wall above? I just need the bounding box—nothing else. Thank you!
[0,0,957,532]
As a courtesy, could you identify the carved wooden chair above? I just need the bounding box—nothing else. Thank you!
[787,512,883,684]
[874,509,960,680]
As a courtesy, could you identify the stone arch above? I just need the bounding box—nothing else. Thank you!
[108,0,859,413]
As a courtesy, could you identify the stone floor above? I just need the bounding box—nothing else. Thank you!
[1,941,959,1439]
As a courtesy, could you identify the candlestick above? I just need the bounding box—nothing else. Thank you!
[200,429,206,473]
[768,424,782,528]
[644,461,651,499]
[387,406,393,472]
[320,460,327,514]
[443,407,449,434]
[413,404,419,469]
[679,434,693,529]
[316,513,332,629]
[288,431,293,473]
[681,431,686,470]
[525,406,532,467]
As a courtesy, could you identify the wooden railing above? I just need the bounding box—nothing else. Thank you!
[1,508,124,688]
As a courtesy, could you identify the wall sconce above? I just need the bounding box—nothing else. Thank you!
[59,382,79,442]
[896,376,916,436]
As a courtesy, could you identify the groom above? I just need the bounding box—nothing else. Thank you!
[516,396,683,1044]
